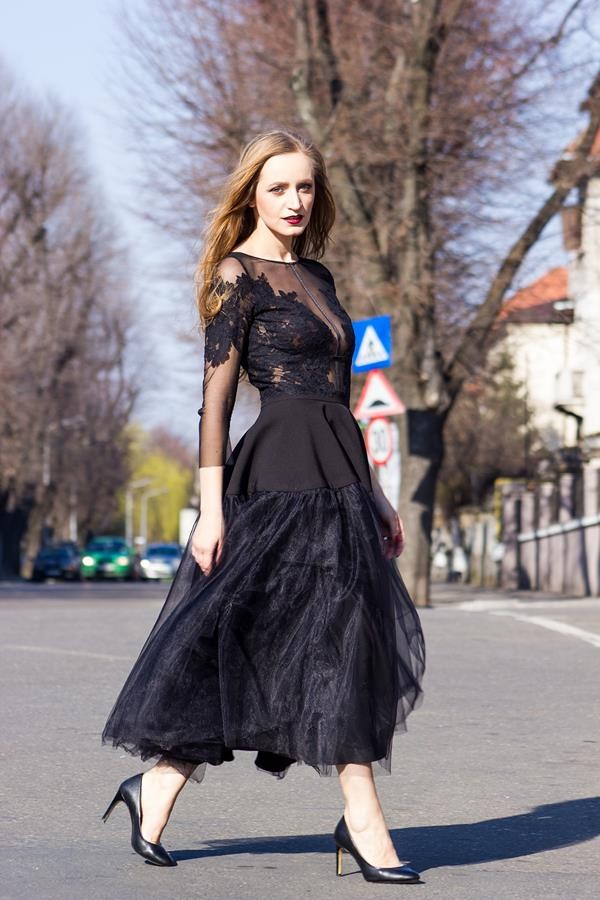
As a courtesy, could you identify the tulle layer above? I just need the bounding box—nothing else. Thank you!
[101,396,426,781]
[101,482,425,781]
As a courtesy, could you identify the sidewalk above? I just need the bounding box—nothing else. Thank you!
[430,581,593,606]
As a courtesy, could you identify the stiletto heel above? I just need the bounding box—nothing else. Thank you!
[101,772,177,867]
[101,790,123,822]
[333,815,420,883]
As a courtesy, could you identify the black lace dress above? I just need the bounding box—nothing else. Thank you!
[101,251,426,783]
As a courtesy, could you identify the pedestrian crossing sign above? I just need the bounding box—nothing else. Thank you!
[352,315,392,372]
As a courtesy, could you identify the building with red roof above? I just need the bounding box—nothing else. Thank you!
[496,145,600,451]
[499,267,572,325]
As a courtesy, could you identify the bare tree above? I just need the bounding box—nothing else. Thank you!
[0,63,139,575]
[115,0,600,603]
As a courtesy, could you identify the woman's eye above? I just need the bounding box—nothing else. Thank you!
[269,185,312,193]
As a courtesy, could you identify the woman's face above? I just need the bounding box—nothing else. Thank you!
[250,152,315,239]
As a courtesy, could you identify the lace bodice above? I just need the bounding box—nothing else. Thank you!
[198,251,355,468]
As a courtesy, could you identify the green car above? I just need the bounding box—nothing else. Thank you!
[80,536,136,581]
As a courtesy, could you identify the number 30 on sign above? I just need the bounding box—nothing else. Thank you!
[365,416,393,466]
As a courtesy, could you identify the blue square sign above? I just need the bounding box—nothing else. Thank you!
[352,315,392,372]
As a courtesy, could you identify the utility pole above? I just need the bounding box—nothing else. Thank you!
[139,488,168,547]
[42,415,85,487]
[125,478,153,546]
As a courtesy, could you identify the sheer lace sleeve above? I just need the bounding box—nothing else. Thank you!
[198,257,253,468]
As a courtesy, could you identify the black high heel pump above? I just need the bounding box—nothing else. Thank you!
[101,772,177,867]
[334,815,420,883]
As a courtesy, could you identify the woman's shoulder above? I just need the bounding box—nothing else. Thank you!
[210,256,254,319]
[300,256,336,286]
[215,254,247,283]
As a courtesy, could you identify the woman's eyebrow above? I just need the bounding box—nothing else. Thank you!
[266,179,313,187]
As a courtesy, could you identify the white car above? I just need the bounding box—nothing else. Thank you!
[139,543,183,580]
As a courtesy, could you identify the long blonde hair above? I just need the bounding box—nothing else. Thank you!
[195,130,336,329]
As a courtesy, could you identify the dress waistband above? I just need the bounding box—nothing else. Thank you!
[260,392,349,409]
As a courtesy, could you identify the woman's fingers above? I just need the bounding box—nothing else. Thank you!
[395,516,406,556]
[382,513,406,558]
[215,537,224,566]
[394,531,405,556]
[192,539,218,575]
[199,552,214,576]
[383,532,395,560]
[191,515,225,575]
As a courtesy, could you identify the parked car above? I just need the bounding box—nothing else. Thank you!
[80,536,136,580]
[139,543,183,580]
[32,542,81,582]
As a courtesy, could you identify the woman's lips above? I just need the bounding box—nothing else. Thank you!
[284,216,303,224]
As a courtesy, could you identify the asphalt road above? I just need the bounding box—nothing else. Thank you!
[0,580,598,899]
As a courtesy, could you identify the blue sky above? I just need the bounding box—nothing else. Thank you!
[1,1,129,223]
[0,0,202,445]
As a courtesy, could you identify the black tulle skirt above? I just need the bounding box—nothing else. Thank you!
[101,394,426,782]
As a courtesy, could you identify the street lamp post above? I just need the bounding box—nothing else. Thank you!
[41,415,86,543]
[139,488,168,547]
[42,415,86,487]
[125,479,153,546]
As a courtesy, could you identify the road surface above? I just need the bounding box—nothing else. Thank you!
[0,580,598,899]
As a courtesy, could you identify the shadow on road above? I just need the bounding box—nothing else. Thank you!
[170,796,600,872]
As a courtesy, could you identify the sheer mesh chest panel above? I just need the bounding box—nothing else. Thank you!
[198,251,356,468]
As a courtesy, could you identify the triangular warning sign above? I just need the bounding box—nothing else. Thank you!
[354,370,406,419]
[354,324,390,368]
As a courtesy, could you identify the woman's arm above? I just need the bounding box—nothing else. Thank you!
[193,257,253,572]
[197,257,252,473]
[199,466,224,516]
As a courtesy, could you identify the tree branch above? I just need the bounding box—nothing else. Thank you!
[446,70,600,395]
[511,0,587,81]
[314,0,343,111]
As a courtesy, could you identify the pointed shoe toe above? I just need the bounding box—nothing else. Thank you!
[102,772,177,867]
[364,862,420,883]
[134,836,177,867]
[334,815,421,884]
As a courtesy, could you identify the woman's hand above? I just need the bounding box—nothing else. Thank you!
[368,466,405,559]
[191,510,225,575]
[376,495,406,559]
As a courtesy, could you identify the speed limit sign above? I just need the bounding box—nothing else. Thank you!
[365,416,393,465]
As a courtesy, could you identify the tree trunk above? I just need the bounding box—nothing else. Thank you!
[397,409,445,607]
[21,504,46,580]
[0,498,29,578]
[19,479,56,579]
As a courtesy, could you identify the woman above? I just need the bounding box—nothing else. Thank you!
[101,130,426,885]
